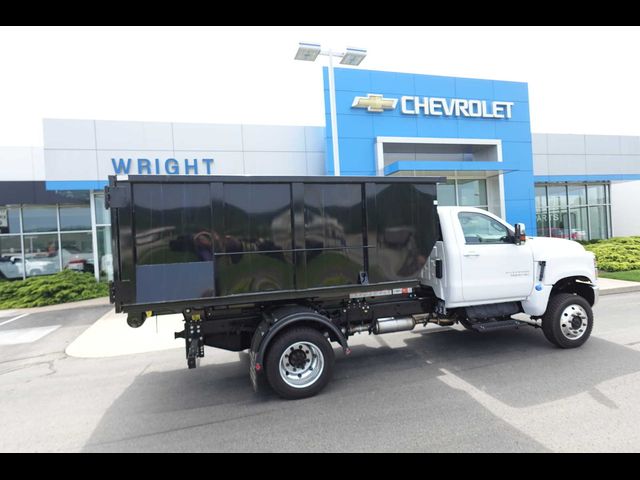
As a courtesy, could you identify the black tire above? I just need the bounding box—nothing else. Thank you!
[265,327,335,400]
[542,293,593,348]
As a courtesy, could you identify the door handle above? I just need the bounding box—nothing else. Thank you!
[464,251,480,257]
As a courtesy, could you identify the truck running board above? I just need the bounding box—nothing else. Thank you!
[470,319,528,332]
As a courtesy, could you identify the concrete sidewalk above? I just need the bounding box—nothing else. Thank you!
[65,308,242,364]
[66,309,184,358]
[597,277,640,296]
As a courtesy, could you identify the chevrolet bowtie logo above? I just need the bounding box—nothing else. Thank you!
[351,94,398,112]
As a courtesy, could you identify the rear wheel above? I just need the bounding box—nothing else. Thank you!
[542,293,593,348]
[265,327,334,400]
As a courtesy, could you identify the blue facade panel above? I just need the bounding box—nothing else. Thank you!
[454,77,495,99]
[416,117,459,138]
[457,118,496,139]
[495,121,532,142]
[46,180,108,190]
[386,161,512,173]
[324,67,537,233]
[535,174,640,182]
[370,71,416,95]
[492,80,530,102]
[372,116,419,137]
[338,139,379,175]
[413,75,456,98]
[502,141,533,161]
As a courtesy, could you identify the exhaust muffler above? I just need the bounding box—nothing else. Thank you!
[373,316,416,334]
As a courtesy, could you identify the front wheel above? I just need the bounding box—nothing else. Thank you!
[542,293,593,348]
[265,327,335,400]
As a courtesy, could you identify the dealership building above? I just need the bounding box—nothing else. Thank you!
[1,66,639,281]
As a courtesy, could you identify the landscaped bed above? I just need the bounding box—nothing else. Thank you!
[0,270,108,309]
[583,236,640,281]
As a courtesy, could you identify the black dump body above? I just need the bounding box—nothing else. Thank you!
[107,175,442,315]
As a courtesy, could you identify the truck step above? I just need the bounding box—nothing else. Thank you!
[470,319,528,332]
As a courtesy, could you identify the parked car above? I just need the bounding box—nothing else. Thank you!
[570,229,588,241]
[538,227,587,241]
[61,247,94,273]
[0,256,22,279]
[24,256,59,276]
[5,254,58,277]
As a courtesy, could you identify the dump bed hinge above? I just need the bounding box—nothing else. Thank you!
[104,185,130,209]
[175,309,205,369]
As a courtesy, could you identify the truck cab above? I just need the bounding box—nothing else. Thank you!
[423,206,597,346]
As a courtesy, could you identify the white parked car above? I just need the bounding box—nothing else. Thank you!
[0,256,22,279]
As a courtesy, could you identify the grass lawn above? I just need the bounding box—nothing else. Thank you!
[599,270,640,282]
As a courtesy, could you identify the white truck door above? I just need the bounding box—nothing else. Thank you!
[456,211,533,302]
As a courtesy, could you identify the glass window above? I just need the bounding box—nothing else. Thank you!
[536,210,549,237]
[569,207,588,241]
[535,186,547,210]
[436,181,456,206]
[0,236,23,280]
[588,184,607,204]
[94,194,111,225]
[458,212,511,244]
[590,206,609,240]
[547,185,567,209]
[134,183,212,265]
[567,185,587,206]
[0,207,21,234]
[457,179,487,206]
[22,206,57,233]
[23,233,60,277]
[536,183,611,240]
[59,206,91,231]
[97,226,113,282]
[304,184,362,249]
[548,209,570,239]
[61,232,94,273]
[51,190,90,202]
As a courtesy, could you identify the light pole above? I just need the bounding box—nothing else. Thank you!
[295,43,367,176]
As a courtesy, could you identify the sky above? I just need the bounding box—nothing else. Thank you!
[1,25,639,146]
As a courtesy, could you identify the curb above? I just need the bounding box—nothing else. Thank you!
[599,285,640,296]
[0,296,110,315]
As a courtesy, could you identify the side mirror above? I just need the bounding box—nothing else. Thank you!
[514,223,526,245]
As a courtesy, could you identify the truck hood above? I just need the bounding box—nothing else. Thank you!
[527,236,589,259]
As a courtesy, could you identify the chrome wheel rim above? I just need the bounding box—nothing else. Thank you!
[560,304,589,340]
[278,341,324,389]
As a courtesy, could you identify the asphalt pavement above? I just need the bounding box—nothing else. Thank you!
[1,292,640,452]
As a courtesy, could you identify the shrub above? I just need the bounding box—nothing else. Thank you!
[584,236,640,272]
[0,270,109,309]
